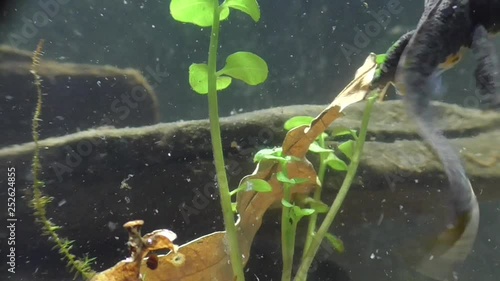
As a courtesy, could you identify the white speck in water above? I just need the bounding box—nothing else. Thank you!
[124,196,130,204]
[152,25,155,28]
[370,253,375,259]
[114,236,119,240]
[332,26,336,32]
[414,179,419,183]
[96,80,102,87]
[168,152,172,157]
[377,213,384,226]
[186,177,191,182]
[399,205,403,211]
[429,255,434,260]
[107,221,118,231]
[123,0,128,4]
[6,95,13,100]
[58,199,66,207]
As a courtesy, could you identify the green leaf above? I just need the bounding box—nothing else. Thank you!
[189,63,232,94]
[253,147,283,162]
[223,0,260,22]
[375,53,387,65]
[338,140,355,160]
[325,154,348,171]
[277,171,295,184]
[170,0,230,27]
[283,116,314,131]
[303,197,329,213]
[325,233,345,253]
[308,142,333,153]
[219,52,268,85]
[281,199,293,208]
[331,126,357,138]
[277,172,308,185]
[294,207,315,218]
[243,179,272,193]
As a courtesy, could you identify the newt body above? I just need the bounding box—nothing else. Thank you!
[370,1,500,280]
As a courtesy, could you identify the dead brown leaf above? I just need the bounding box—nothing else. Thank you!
[282,53,378,158]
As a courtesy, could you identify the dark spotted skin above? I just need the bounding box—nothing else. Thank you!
[370,0,500,213]
[372,0,500,107]
[368,1,500,279]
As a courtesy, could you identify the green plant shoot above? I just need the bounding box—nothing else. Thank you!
[170,0,268,280]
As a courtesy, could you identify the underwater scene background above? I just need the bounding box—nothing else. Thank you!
[0,0,499,281]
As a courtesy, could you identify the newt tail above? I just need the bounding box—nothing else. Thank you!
[370,0,500,279]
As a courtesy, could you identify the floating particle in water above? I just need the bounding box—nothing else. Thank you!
[377,213,384,225]
[124,196,130,204]
[120,174,134,189]
[370,253,375,259]
[58,199,67,207]
[96,80,102,87]
[107,221,118,231]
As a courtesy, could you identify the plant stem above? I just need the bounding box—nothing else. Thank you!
[302,135,327,258]
[293,95,378,281]
[281,182,294,281]
[206,2,245,280]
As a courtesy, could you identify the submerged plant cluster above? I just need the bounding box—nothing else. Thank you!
[26,1,386,281]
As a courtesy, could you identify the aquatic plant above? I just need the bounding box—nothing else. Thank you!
[170,0,268,280]
[294,94,378,281]
[251,94,378,281]
[29,39,96,279]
